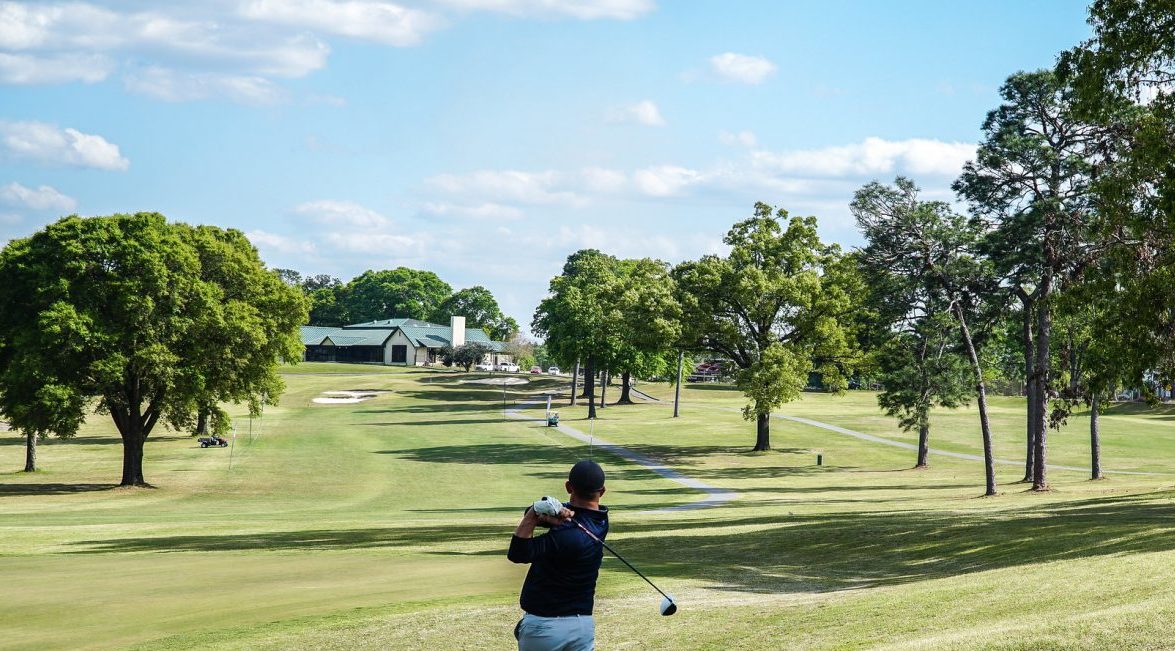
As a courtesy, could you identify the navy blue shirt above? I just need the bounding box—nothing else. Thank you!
[508,503,609,617]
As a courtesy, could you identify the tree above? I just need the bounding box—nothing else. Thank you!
[274,268,303,286]
[533,250,622,419]
[954,70,1101,492]
[608,258,681,405]
[344,268,451,323]
[0,213,307,486]
[433,286,518,340]
[853,178,1003,495]
[674,204,857,451]
[442,342,493,372]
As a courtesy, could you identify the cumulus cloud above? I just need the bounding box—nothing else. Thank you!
[434,0,655,20]
[124,67,284,104]
[428,169,580,205]
[422,202,524,220]
[632,165,702,197]
[0,52,114,84]
[0,121,129,171]
[752,137,976,177]
[240,0,444,47]
[709,52,776,85]
[324,232,426,254]
[606,99,666,127]
[0,182,77,212]
[719,129,758,148]
[294,199,389,227]
[246,230,317,255]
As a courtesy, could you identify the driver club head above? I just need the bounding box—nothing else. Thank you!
[659,595,677,616]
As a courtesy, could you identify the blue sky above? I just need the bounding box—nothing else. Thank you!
[0,1,1092,331]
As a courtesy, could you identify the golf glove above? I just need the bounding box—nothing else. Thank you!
[532,496,564,517]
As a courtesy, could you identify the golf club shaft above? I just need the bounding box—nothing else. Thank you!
[572,520,672,601]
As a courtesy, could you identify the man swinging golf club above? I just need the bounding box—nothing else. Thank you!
[508,459,609,651]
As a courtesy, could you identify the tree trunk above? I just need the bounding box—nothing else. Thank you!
[1021,299,1036,483]
[23,431,36,472]
[195,410,209,437]
[955,301,997,496]
[1032,293,1052,491]
[585,358,597,420]
[673,351,683,418]
[1091,393,1103,480]
[915,412,929,469]
[120,431,147,487]
[617,371,634,404]
[599,370,607,409]
[570,360,579,406]
[753,411,770,451]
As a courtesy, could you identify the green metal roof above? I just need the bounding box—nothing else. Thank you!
[301,317,506,351]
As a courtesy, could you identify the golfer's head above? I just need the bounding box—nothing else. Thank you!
[566,459,606,500]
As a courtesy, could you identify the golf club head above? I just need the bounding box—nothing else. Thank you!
[660,595,677,616]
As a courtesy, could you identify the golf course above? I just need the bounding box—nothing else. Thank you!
[3,363,1174,650]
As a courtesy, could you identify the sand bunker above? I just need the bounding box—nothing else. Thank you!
[461,377,530,386]
[312,390,391,404]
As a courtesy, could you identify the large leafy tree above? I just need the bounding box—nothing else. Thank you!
[954,70,1101,491]
[344,268,452,323]
[674,204,856,451]
[608,258,681,405]
[853,178,1003,495]
[433,286,519,340]
[0,213,307,486]
[533,250,622,419]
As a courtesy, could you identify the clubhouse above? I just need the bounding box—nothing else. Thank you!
[301,316,511,366]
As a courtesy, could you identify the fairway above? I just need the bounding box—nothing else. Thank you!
[2,364,1175,650]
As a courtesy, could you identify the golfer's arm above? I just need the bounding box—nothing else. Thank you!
[509,511,557,563]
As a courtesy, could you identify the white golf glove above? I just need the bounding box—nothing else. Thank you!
[532,496,564,518]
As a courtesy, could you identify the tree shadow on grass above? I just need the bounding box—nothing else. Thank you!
[0,482,119,496]
[363,418,510,427]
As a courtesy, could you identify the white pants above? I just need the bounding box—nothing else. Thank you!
[516,613,595,651]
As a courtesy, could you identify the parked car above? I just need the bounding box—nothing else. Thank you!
[498,362,520,373]
[198,436,229,448]
[475,361,495,371]
[529,366,543,374]
[548,366,560,375]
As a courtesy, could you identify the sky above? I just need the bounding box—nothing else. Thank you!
[0,0,1094,332]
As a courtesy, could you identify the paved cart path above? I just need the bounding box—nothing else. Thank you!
[504,401,738,513]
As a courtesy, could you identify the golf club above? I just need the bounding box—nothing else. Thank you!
[571,519,677,616]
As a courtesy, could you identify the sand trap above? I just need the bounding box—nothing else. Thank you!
[461,377,530,386]
[312,390,391,404]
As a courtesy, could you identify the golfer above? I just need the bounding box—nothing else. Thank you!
[508,459,609,651]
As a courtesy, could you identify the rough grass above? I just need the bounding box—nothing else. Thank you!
[1,366,1173,650]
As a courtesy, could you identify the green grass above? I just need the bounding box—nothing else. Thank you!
[2,366,1174,649]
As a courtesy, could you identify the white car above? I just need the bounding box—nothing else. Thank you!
[548,366,560,375]
[475,362,495,371]
[497,362,520,373]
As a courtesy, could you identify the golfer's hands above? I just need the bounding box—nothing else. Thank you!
[536,506,574,527]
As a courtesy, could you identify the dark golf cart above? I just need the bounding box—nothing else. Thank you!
[198,436,229,448]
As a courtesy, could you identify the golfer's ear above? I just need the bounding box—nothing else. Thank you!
[565,480,574,495]
[598,486,606,498]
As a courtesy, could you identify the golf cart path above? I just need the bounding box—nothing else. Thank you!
[631,390,1171,477]
[503,401,738,513]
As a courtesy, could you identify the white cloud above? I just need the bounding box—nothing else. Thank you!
[422,202,524,220]
[719,129,757,148]
[124,66,284,104]
[632,165,702,197]
[428,169,580,205]
[240,0,443,47]
[246,230,317,255]
[0,52,114,84]
[0,121,129,171]
[325,232,424,254]
[752,137,976,178]
[0,182,77,212]
[606,99,666,127]
[294,199,389,227]
[709,52,776,85]
[434,0,655,20]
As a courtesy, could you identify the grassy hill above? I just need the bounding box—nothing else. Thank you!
[1,364,1173,649]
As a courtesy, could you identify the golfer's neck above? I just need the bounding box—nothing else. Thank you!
[569,496,600,510]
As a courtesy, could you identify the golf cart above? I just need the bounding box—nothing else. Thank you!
[546,412,560,427]
[198,435,229,448]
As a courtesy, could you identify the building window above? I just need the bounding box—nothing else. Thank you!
[391,345,407,363]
